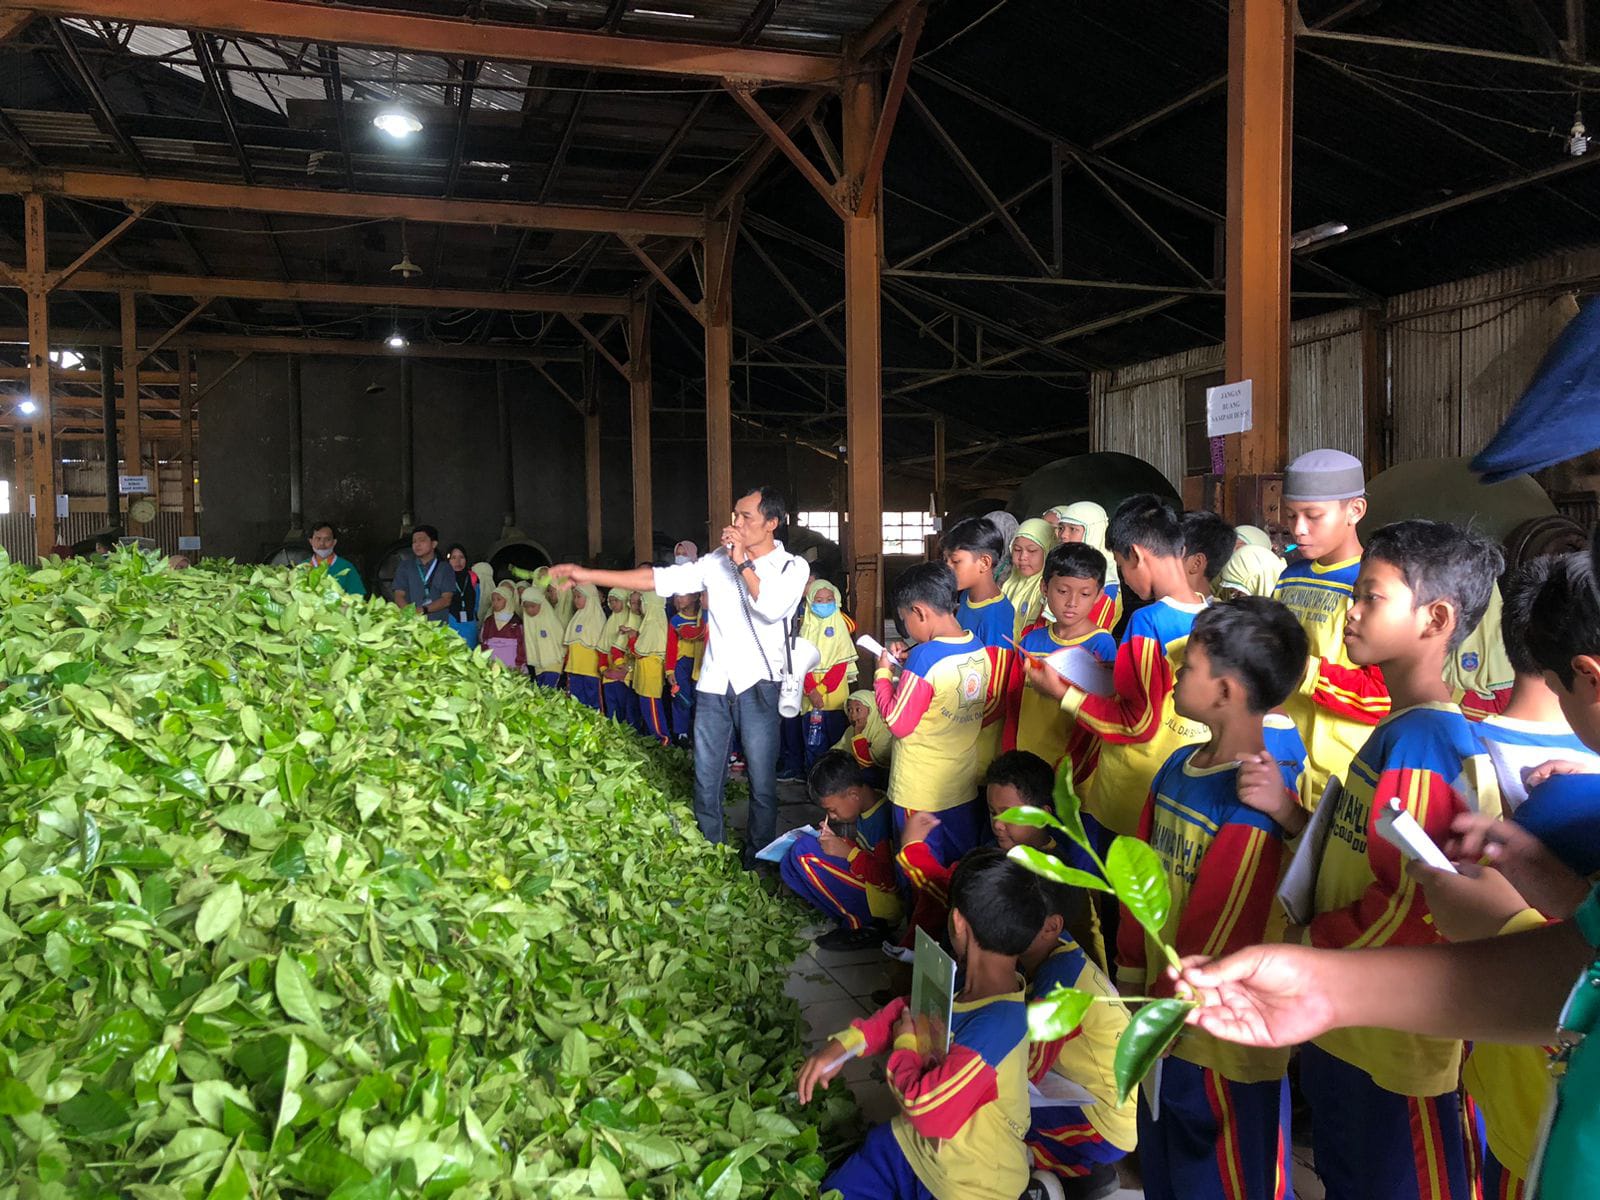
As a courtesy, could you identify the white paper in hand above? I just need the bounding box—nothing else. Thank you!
[1028,1072,1098,1109]
[1044,646,1115,697]
[856,634,899,664]
[1276,776,1341,926]
[755,825,817,864]
[1374,800,1457,873]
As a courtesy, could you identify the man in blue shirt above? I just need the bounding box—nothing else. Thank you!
[391,524,456,622]
[308,521,366,596]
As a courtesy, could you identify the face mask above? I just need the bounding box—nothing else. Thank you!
[811,601,838,619]
[674,554,692,566]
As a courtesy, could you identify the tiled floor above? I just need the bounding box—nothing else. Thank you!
[748,778,1326,1200]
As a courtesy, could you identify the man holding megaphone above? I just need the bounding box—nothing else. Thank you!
[548,485,809,867]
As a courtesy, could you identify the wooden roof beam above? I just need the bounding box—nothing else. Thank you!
[0,326,581,362]
[0,167,707,239]
[18,0,840,84]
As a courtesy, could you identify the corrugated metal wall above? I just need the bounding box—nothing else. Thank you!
[1093,248,1600,485]
[0,512,196,565]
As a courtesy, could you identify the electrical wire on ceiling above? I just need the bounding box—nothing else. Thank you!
[916,0,1015,60]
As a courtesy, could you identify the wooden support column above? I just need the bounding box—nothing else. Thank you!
[101,344,118,525]
[285,356,304,539]
[932,416,947,518]
[1223,0,1293,523]
[628,293,654,565]
[398,358,414,530]
[178,349,195,538]
[703,217,734,544]
[119,290,144,532]
[842,71,885,637]
[583,349,602,560]
[24,194,53,557]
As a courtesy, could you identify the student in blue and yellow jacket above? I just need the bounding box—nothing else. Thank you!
[561,582,606,711]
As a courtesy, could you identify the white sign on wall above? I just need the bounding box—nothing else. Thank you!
[177,536,201,552]
[1205,379,1254,438]
[118,474,150,495]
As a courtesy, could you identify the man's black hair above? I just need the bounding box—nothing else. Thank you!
[1364,520,1504,653]
[1502,558,1554,677]
[1182,510,1238,583]
[1107,493,1185,559]
[1188,596,1309,713]
[1525,543,1600,688]
[892,561,959,617]
[411,524,440,542]
[311,520,338,539]
[948,847,1048,957]
[1042,542,1106,589]
[807,750,866,804]
[983,750,1055,810]
[739,484,787,528]
[942,516,1006,571]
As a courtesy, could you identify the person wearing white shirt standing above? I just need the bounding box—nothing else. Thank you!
[548,486,809,865]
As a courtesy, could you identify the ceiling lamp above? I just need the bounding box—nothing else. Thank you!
[1289,220,1349,250]
[373,109,423,140]
[17,398,37,415]
[387,331,407,350]
[1569,108,1589,157]
[391,220,422,280]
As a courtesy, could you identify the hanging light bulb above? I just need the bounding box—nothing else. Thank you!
[373,109,423,140]
[17,398,37,415]
[1569,108,1589,157]
[387,331,407,349]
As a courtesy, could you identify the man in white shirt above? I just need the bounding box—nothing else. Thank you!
[548,485,809,865]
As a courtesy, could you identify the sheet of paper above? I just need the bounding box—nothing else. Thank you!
[1484,738,1600,813]
[1375,800,1457,873]
[856,635,900,664]
[1028,1072,1098,1108]
[1044,646,1115,697]
[755,824,817,864]
[1276,775,1341,926]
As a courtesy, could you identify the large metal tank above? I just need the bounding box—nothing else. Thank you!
[1009,452,1182,520]
[1364,456,1556,543]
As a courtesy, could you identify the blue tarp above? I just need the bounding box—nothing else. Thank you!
[1472,297,1600,483]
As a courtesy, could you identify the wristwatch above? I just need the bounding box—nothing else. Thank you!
[737,559,757,575]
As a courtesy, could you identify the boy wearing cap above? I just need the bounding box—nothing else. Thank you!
[1273,449,1391,806]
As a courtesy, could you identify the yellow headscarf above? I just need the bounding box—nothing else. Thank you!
[471,561,496,622]
[521,584,566,672]
[487,580,520,628]
[562,583,607,650]
[1235,524,1274,551]
[1003,518,1054,636]
[1217,544,1285,599]
[1057,501,1117,585]
[632,590,670,658]
[799,579,858,677]
[601,588,634,655]
[835,687,892,766]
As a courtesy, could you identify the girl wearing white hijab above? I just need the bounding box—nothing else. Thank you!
[562,582,606,711]
[478,581,525,671]
[1056,501,1121,632]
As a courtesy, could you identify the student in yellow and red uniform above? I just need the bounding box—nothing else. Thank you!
[1005,542,1116,781]
[561,582,606,711]
[797,849,1041,1200]
[1304,521,1504,1200]
[1119,598,1309,1200]
[798,578,858,771]
[1274,450,1392,808]
[1003,519,1055,639]
[946,516,1017,776]
[834,688,892,782]
[1025,495,1211,849]
[598,588,634,724]
[874,563,1006,902]
[1055,502,1122,633]
[779,751,902,951]
[666,591,705,742]
[520,579,567,689]
[631,591,671,746]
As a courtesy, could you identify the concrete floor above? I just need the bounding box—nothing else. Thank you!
[736,777,1324,1200]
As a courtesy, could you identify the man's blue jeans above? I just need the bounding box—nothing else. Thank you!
[692,681,780,863]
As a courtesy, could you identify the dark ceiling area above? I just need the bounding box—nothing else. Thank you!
[0,0,1598,490]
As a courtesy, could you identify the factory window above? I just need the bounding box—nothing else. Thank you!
[882,511,936,556]
[1183,369,1226,476]
[796,511,839,543]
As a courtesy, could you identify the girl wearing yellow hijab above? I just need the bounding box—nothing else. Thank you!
[631,591,672,745]
[1003,518,1054,637]
[599,588,635,725]
[798,578,858,770]
[833,688,892,779]
[1216,543,1286,600]
[561,582,606,711]
[1056,500,1122,632]
[521,584,567,688]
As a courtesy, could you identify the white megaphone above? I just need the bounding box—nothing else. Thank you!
[779,636,823,718]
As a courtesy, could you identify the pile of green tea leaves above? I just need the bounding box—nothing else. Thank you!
[0,552,849,1199]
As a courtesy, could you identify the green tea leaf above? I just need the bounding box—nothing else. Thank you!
[1112,998,1193,1104]
[1006,844,1110,892]
[194,882,243,944]
[214,803,278,838]
[1105,836,1171,941]
[275,954,324,1031]
[1051,765,1094,855]
[1027,984,1097,1042]
[559,1028,591,1080]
